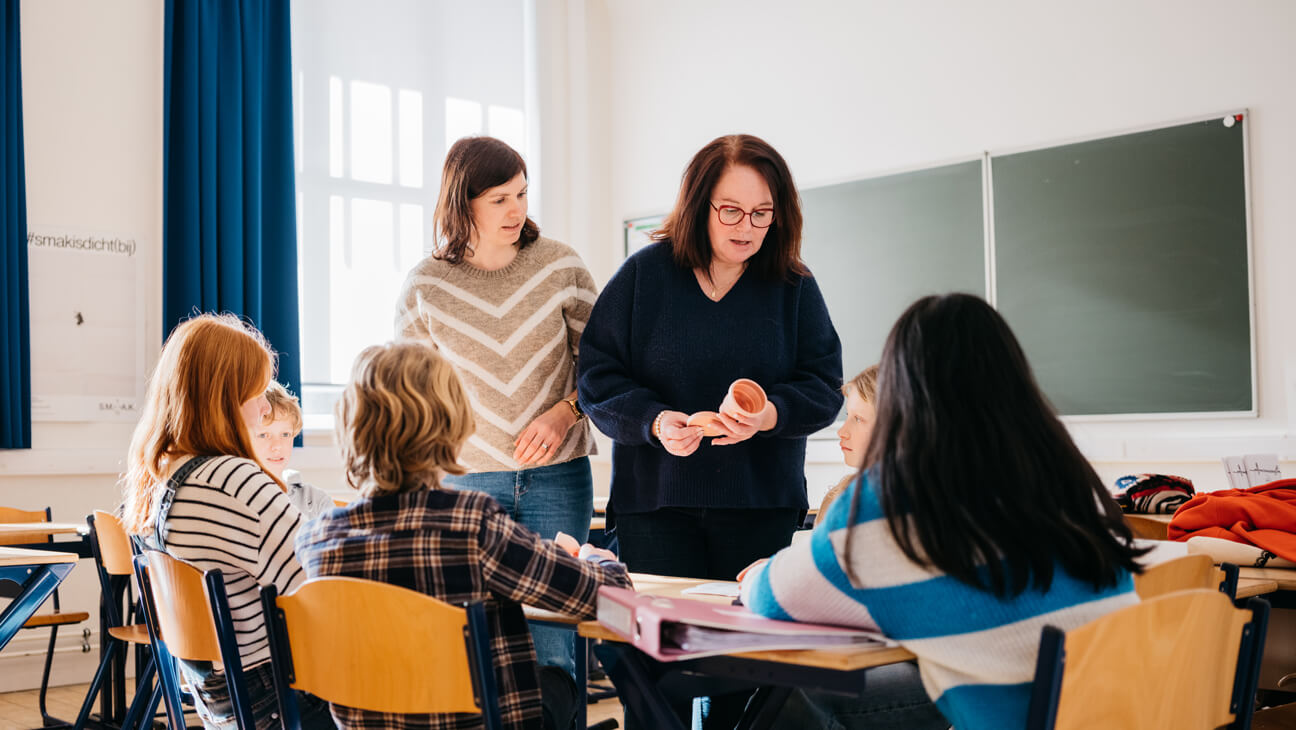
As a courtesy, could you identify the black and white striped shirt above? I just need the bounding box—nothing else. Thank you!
[158,455,305,669]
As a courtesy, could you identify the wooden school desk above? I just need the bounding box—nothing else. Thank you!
[0,547,80,652]
[1123,513,1174,541]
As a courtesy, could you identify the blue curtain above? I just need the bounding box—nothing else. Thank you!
[1,0,30,449]
[163,0,301,404]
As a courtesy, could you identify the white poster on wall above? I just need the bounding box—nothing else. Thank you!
[26,226,148,422]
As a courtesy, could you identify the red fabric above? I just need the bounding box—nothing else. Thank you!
[1167,479,1296,562]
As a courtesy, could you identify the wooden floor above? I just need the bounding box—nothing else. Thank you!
[0,681,625,730]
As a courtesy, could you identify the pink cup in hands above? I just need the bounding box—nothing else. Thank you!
[721,378,767,419]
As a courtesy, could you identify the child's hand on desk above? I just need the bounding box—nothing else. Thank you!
[554,531,618,563]
[554,531,581,556]
[578,544,618,563]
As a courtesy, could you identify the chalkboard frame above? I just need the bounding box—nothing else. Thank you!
[986,110,1255,421]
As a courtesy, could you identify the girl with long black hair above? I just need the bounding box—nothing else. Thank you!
[740,293,1146,729]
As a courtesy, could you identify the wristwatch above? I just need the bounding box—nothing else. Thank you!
[563,397,584,421]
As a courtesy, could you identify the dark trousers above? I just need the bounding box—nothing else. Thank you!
[614,506,801,580]
[612,506,801,728]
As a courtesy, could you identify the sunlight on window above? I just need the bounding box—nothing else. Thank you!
[328,195,345,266]
[400,203,425,266]
[350,81,393,184]
[329,198,396,381]
[293,1,534,412]
[328,77,343,178]
[488,105,526,155]
[398,90,423,188]
[445,97,483,150]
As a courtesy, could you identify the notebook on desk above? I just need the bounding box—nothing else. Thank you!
[596,586,890,662]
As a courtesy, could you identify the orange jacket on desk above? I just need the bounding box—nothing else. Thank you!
[1168,479,1296,562]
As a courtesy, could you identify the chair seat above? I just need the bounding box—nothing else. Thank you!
[1254,702,1296,730]
[23,610,91,628]
[107,623,153,645]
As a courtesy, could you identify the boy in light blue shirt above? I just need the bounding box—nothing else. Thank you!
[252,381,333,520]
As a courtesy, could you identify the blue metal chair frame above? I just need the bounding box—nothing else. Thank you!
[260,583,503,730]
[132,550,258,730]
[71,513,161,730]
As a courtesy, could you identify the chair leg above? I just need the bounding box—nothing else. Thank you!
[142,681,164,730]
[119,658,158,730]
[73,638,121,730]
[38,625,64,726]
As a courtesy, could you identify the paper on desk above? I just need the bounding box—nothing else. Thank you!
[1222,453,1282,490]
[680,582,741,598]
[1245,453,1282,485]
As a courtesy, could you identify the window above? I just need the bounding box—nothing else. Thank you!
[291,0,533,424]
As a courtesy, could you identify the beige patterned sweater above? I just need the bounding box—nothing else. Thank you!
[395,237,597,472]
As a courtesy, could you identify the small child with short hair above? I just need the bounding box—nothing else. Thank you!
[296,340,630,730]
[252,381,333,520]
[819,365,879,516]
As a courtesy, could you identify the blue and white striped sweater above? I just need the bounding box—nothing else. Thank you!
[741,474,1137,730]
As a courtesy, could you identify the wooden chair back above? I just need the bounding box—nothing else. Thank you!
[1027,589,1268,730]
[133,550,257,729]
[262,577,501,729]
[1135,554,1239,599]
[138,551,222,663]
[0,506,52,546]
[90,510,135,577]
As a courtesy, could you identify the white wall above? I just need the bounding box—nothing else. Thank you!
[0,0,164,691]
[579,0,1296,495]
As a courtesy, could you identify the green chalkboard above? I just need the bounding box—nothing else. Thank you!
[992,118,1252,415]
[801,160,986,381]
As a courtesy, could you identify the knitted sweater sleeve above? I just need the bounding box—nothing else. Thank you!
[762,274,844,438]
[577,256,670,446]
[394,265,432,341]
[565,259,599,360]
[740,477,881,631]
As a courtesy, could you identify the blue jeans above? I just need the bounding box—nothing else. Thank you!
[179,659,335,730]
[443,456,594,678]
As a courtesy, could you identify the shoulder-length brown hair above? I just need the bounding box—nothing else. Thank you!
[120,314,280,535]
[653,134,808,281]
[336,340,476,497]
[433,136,540,264]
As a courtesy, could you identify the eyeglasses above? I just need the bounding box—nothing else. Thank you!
[710,202,775,228]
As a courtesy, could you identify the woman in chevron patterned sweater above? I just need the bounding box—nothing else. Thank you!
[741,294,1148,729]
[395,136,597,681]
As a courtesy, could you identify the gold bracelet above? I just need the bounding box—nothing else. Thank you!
[563,397,584,421]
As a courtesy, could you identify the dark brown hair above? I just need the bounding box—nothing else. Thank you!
[433,136,540,264]
[846,294,1146,596]
[653,134,807,281]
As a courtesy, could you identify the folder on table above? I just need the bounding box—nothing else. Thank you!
[596,586,889,662]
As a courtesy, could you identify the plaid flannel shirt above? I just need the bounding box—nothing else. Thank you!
[294,487,631,729]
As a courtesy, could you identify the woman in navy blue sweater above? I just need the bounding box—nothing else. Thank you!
[578,133,843,582]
